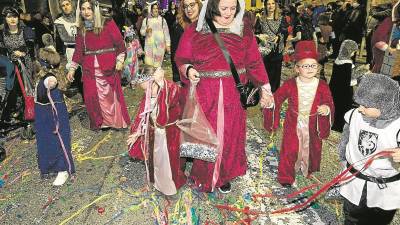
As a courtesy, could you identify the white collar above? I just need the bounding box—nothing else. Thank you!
[334,59,353,65]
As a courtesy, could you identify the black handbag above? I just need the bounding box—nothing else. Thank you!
[206,19,260,109]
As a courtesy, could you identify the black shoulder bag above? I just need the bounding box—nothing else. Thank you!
[206,19,260,109]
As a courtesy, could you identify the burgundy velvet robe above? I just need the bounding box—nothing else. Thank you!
[263,78,334,185]
[175,20,269,191]
[128,80,186,190]
[371,17,393,73]
[73,19,130,129]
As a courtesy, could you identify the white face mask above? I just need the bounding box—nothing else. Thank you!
[352,2,359,7]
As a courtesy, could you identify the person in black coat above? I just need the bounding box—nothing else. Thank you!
[170,0,201,85]
[341,0,366,47]
[164,1,177,34]
[329,40,358,132]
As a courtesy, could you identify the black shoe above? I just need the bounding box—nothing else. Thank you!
[281,183,292,188]
[218,182,231,194]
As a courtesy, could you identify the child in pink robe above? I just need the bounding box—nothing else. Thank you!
[127,65,186,195]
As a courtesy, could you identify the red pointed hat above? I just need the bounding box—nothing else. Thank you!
[293,40,318,62]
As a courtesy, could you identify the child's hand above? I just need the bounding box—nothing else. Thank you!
[317,105,330,116]
[127,132,141,148]
[46,76,58,89]
[391,148,400,163]
[67,70,75,82]
[260,88,274,108]
[153,67,164,86]
[115,61,124,71]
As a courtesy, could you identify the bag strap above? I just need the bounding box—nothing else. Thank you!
[206,18,242,86]
[14,65,27,99]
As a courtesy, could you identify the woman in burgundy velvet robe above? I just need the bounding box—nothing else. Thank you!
[67,0,130,130]
[174,0,273,193]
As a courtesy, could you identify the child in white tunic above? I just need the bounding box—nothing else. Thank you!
[338,73,400,225]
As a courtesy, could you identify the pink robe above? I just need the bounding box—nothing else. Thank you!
[263,78,334,185]
[128,80,186,192]
[175,20,269,192]
[72,19,130,129]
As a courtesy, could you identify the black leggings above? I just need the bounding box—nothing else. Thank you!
[263,55,282,93]
[343,183,397,225]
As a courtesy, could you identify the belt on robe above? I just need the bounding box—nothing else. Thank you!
[347,162,400,189]
[84,47,115,55]
[198,68,246,78]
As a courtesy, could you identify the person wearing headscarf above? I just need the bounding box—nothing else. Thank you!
[175,0,273,193]
[140,1,170,67]
[54,0,78,69]
[127,65,186,196]
[0,6,35,123]
[338,73,400,225]
[54,0,84,100]
[67,0,130,130]
[329,40,358,132]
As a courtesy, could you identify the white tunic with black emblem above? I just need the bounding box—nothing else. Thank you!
[340,109,400,210]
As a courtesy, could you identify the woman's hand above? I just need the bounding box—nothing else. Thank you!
[127,132,141,148]
[317,105,330,116]
[187,67,200,84]
[146,27,152,34]
[260,89,274,108]
[115,61,124,71]
[13,50,26,58]
[165,46,171,54]
[67,70,75,82]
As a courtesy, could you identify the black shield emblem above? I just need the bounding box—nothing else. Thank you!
[358,130,378,156]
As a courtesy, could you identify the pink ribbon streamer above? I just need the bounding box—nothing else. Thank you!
[211,80,224,191]
[137,79,155,187]
[47,88,73,174]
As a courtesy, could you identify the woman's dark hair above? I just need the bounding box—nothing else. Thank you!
[2,7,22,34]
[168,1,175,11]
[205,0,241,21]
[151,3,159,11]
